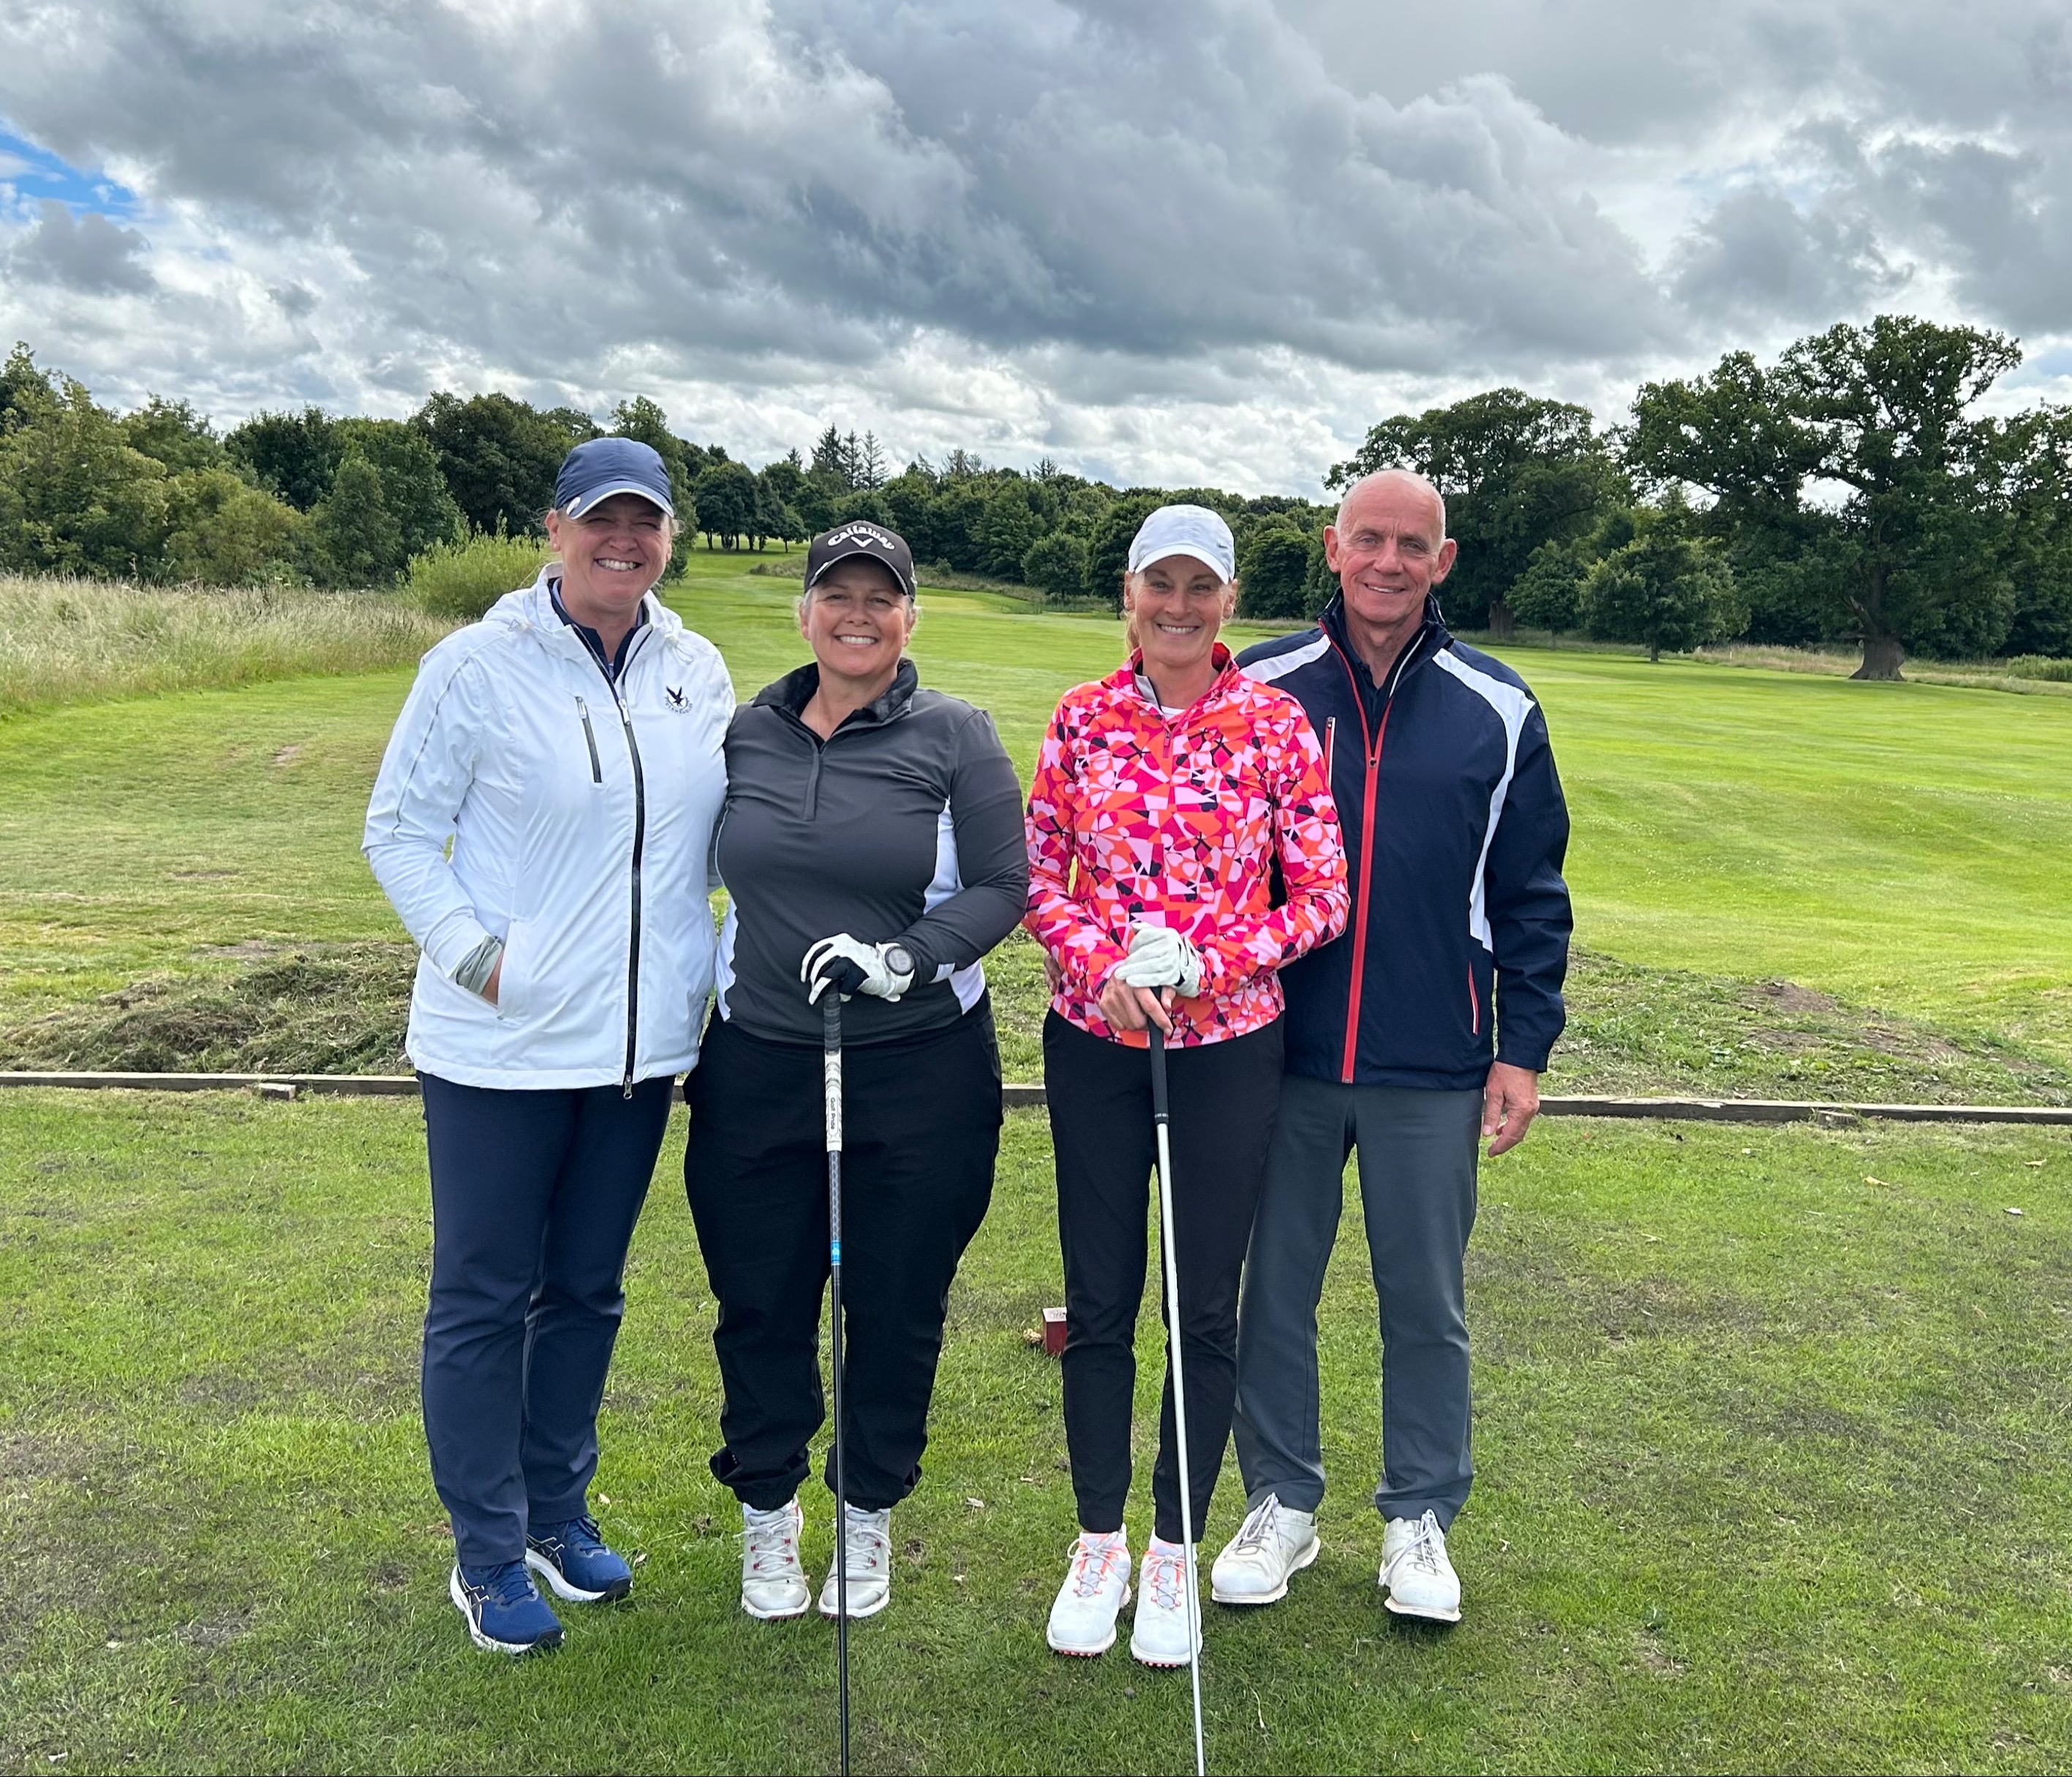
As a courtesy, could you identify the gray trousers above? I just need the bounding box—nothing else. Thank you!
[1232,1075,1482,1530]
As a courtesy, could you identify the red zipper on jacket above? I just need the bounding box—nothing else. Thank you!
[1467,963,1480,1035]
[1330,645,1390,1084]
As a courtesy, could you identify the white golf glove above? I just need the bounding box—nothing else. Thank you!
[802,933,916,1005]
[1112,923,1204,998]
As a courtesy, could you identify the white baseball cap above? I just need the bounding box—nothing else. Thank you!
[1129,503,1235,584]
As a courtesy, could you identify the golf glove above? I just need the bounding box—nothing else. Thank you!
[803,933,916,1005]
[1112,923,1204,997]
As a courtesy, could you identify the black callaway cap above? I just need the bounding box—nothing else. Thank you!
[805,521,916,598]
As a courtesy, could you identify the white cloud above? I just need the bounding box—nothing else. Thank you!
[0,0,2065,492]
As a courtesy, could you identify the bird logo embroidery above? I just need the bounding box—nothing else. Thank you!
[666,685,687,710]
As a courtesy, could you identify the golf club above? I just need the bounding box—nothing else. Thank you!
[1148,1019,1208,1777]
[821,958,867,1777]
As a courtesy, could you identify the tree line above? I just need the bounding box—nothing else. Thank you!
[2,312,2067,678]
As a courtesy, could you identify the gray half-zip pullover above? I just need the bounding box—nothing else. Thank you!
[714,657,1028,1046]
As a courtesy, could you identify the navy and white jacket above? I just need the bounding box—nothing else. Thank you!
[1237,594,1572,1091]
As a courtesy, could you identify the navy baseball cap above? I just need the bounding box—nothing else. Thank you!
[554,437,674,519]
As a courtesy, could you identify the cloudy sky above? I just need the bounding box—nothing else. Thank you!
[2,0,2068,495]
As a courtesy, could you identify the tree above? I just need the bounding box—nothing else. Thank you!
[124,397,224,473]
[1583,505,1745,661]
[309,449,404,586]
[1236,520,1316,620]
[414,391,576,536]
[693,459,760,549]
[161,467,304,584]
[878,470,939,560]
[1509,538,1587,645]
[1629,317,2024,677]
[976,479,1042,579]
[1329,388,1627,631]
[1087,492,1164,609]
[1994,404,2072,658]
[334,418,464,560]
[1022,531,1088,604]
[856,431,888,490]
[226,406,340,511]
[0,364,170,578]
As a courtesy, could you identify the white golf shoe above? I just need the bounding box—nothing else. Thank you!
[1210,1493,1319,1605]
[1129,1539,1202,1668]
[1380,1510,1462,1623]
[817,1503,892,1620]
[740,1498,812,1620]
[1046,1530,1132,1657]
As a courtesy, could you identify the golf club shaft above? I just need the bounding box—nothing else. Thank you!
[1148,1023,1208,1777]
[823,992,851,1777]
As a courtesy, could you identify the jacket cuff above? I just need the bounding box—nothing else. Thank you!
[1493,1045,1550,1074]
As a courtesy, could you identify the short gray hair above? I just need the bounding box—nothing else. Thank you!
[1333,469,1447,540]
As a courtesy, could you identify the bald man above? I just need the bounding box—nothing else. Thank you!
[1215,470,1572,1623]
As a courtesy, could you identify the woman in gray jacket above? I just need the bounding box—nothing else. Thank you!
[365,437,731,1656]
[687,521,1027,1626]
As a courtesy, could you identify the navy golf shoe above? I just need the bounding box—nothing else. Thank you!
[450,1560,564,1654]
[526,1514,634,1603]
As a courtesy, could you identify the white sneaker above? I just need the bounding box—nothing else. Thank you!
[1211,1493,1319,1605]
[1046,1530,1132,1657]
[1129,1538,1202,1667]
[740,1498,812,1620]
[817,1503,892,1620]
[1380,1510,1461,1623]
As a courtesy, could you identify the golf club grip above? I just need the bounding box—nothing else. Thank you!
[1147,1019,1169,1122]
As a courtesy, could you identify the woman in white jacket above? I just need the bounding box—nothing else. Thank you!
[363,437,731,1656]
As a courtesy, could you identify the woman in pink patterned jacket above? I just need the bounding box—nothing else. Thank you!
[1025,503,1347,1667]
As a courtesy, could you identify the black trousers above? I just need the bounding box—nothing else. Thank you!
[419,1071,674,1568]
[1043,1012,1285,1544]
[683,1002,1001,1512]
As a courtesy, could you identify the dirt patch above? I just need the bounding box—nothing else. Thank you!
[1751,980,1840,1014]
[195,941,288,961]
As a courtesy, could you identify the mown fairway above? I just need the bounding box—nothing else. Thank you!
[1,555,2071,1774]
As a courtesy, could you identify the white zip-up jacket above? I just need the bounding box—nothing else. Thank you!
[363,569,732,1091]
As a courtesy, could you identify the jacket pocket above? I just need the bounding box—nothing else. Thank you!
[575,697,603,784]
[494,917,534,1025]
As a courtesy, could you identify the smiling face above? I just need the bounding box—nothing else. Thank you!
[800,557,915,694]
[1324,471,1457,639]
[1125,552,1233,686]
[544,492,673,627]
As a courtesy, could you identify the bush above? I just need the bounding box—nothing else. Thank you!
[405,529,549,620]
[2004,654,2072,682]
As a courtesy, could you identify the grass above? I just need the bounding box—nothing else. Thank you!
[1,550,2068,1083]
[1,1092,2068,1773]
[0,576,455,721]
[4,553,2072,1770]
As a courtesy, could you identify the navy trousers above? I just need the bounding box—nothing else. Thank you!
[418,1071,674,1568]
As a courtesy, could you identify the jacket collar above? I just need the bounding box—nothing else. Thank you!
[1319,591,1450,697]
[489,566,679,664]
[755,655,919,731]
[1111,642,1239,715]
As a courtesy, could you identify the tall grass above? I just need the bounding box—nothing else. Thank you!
[0,576,456,719]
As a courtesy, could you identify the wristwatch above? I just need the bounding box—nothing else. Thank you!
[884,944,916,980]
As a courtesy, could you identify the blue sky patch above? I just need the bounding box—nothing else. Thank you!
[0,124,139,218]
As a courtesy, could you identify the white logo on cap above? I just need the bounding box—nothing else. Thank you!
[824,522,899,552]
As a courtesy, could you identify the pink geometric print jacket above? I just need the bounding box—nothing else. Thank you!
[1025,645,1349,1048]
